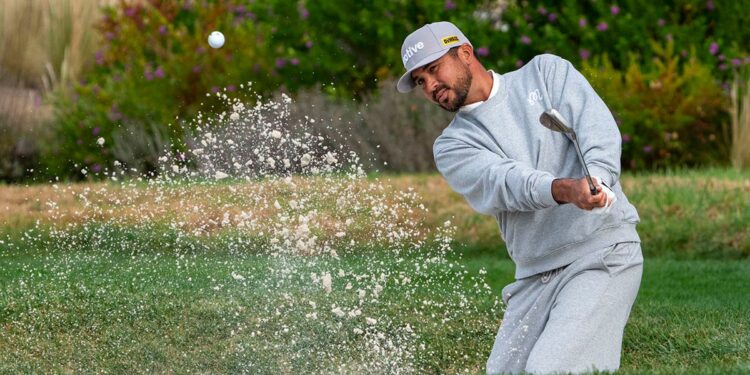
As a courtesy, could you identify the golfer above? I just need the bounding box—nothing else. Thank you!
[397,22,643,374]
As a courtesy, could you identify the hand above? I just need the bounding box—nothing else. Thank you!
[590,176,617,214]
[551,177,608,211]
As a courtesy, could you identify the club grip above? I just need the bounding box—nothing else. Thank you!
[586,176,597,195]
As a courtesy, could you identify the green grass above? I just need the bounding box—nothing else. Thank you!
[1,225,749,374]
[1,169,748,372]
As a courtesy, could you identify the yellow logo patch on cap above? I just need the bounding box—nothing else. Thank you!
[442,36,460,46]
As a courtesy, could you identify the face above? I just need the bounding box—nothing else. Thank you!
[411,50,473,112]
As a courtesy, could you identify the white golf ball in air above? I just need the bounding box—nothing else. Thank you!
[208,31,225,49]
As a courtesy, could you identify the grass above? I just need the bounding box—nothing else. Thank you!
[1,169,749,373]
[1,227,748,374]
[3,169,750,259]
[731,72,750,170]
[0,0,103,89]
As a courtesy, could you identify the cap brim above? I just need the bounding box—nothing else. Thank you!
[396,49,451,93]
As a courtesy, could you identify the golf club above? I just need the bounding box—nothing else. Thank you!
[539,109,597,195]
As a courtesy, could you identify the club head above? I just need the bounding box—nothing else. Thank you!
[539,109,573,134]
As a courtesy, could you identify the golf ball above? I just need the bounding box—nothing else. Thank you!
[208,31,225,49]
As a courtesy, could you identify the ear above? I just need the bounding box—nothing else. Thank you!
[457,44,474,64]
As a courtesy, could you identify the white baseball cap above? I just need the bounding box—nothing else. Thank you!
[396,21,472,93]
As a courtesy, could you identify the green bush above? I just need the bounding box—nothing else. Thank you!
[45,0,750,178]
[582,41,729,170]
[485,0,749,79]
[45,0,278,178]
[45,0,486,178]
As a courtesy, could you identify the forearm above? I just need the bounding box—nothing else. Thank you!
[435,138,558,215]
[551,178,575,204]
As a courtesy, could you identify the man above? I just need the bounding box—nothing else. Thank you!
[397,22,643,374]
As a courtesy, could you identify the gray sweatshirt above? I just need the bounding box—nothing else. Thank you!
[433,54,640,279]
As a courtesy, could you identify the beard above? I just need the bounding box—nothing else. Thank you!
[434,65,473,112]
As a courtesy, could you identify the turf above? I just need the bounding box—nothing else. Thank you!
[1,230,748,374]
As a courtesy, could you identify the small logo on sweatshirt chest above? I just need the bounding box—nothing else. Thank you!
[527,89,541,106]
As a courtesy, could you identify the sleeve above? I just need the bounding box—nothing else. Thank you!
[433,135,559,216]
[537,54,622,187]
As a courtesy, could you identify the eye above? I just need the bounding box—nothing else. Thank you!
[416,77,425,86]
[429,64,437,73]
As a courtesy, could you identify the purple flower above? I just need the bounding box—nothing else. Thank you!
[476,47,490,57]
[290,57,300,65]
[227,85,236,92]
[105,32,115,41]
[657,18,666,27]
[210,86,219,93]
[196,46,206,54]
[610,5,620,15]
[144,70,154,81]
[95,51,105,65]
[744,56,750,64]
[516,60,524,68]
[681,50,689,57]
[537,6,547,15]
[622,134,631,143]
[77,139,83,145]
[108,105,122,121]
[92,164,102,173]
[597,22,609,31]
[158,25,167,35]
[666,34,673,43]
[444,0,456,10]
[548,13,557,22]
[275,58,286,69]
[719,63,728,71]
[709,42,719,55]
[520,35,532,45]
[125,7,137,17]
[643,145,653,153]
[706,0,715,11]
[92,127,101,136]
[305,41,314,49]
[579,18,587,28]
[192,65,202,73]
[154,66,165,79]
[299,6,309,19]
[579,49,591,60]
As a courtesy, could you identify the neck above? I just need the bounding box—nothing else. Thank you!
[463,69,493,106]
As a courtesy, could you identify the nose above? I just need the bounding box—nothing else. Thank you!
[421,76,439,98]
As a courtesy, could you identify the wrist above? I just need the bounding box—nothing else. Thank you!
[551,178,572,204]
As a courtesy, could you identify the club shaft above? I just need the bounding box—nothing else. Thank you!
[571,138,597,195]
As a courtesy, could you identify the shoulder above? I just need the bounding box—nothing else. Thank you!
[433,115,472,150]
[527,53,572,70]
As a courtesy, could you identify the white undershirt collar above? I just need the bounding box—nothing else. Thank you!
[459,70,499,113]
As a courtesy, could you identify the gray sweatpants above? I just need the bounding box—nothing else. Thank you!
[486,242,643,375]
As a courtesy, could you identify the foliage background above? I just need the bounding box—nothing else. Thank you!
[1,0,749,180]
